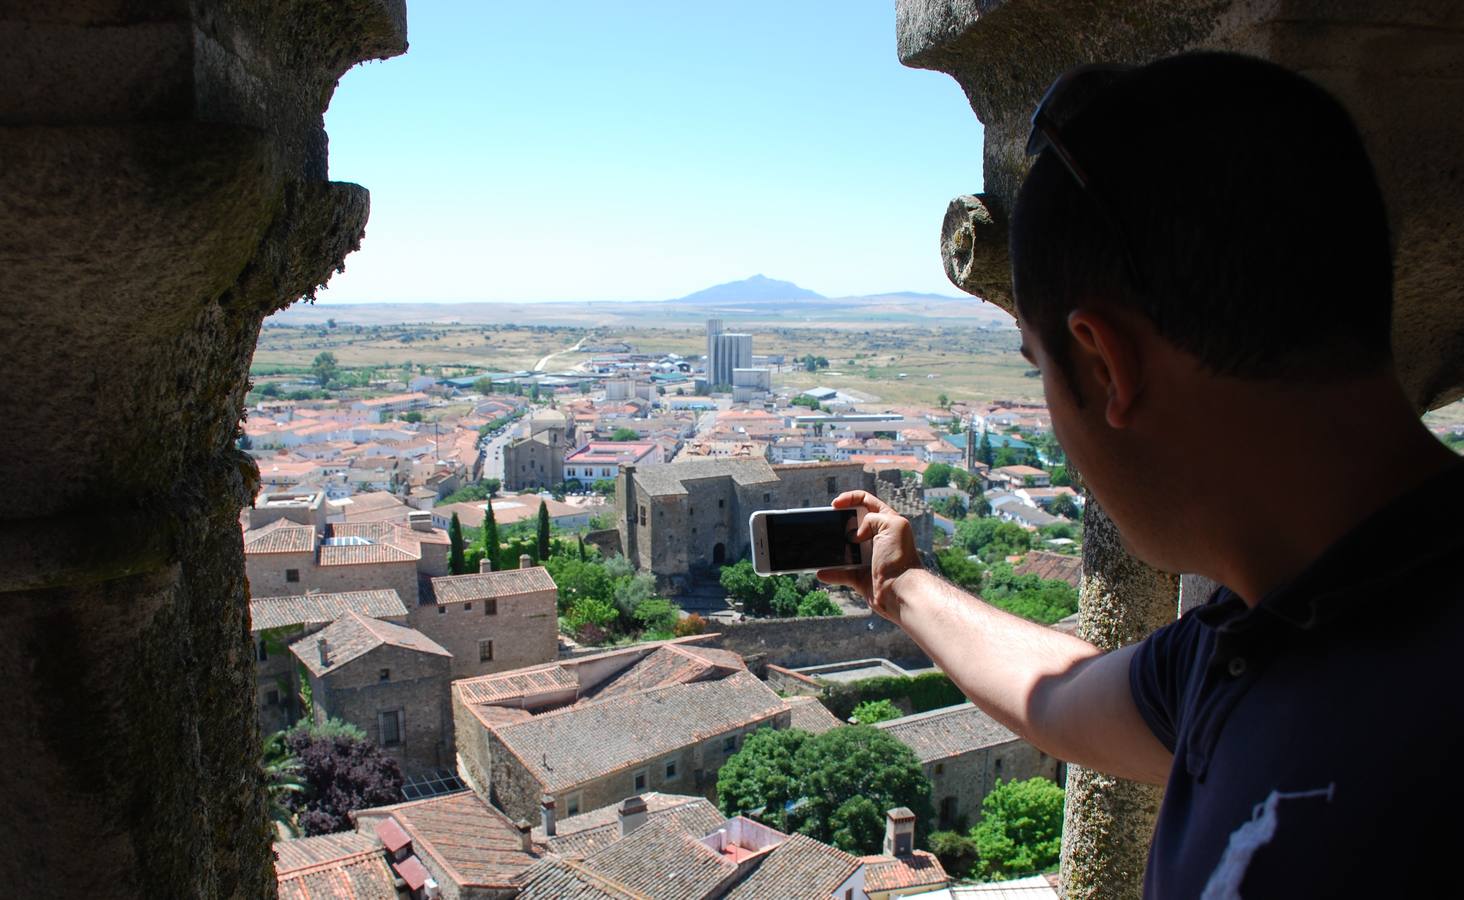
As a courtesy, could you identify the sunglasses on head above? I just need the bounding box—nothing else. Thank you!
[1025,63,1147,293]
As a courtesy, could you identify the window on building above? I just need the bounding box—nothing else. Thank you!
[257,640,268,662]
[994,758,1004,774]
[719,499,725,508]
[826,476,837,494]
[437,605,446,615]
[691,527,696,534]
[484,598,497,615]
[639,506,647,526]
[723,735,737,754]
[265,689,280,706]
[479,639,494,662]
[935,763,945,776]
[464,601,472,611]
[763,492,771,503]
[378,710,402,747]
[664,758,679,781]
[846,890,853,900]
[285,569,299,583]
[633,768,648,792]
[379,668,390,681]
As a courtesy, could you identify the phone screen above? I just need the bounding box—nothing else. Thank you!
[764,508,860,571]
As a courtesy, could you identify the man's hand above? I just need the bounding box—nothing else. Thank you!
[817,490,920,622]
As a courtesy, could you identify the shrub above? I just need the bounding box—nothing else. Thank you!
[674,613,708,637]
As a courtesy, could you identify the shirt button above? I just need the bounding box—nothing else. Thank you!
[1228,657,1247,677]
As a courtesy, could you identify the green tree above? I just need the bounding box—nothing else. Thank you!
[928,830,979,878]
[447,513,467,575]
[993,446,1022,468]
[717,728,811,830]
[1049,465,1072,487]
[850,699,901,724]
[564,598,618,642]
[770,578,802,618]
[923,462,954,488]
[930,496,967,520]
[937,392,950,408]
[401,411,423,424]
[310,351,338,387]
[1049,493,1081,520]
[481,500,499,571]
[981,563,1078,624]
[790,726,933,854]
[796,590,841,617]
[592,478,617,496]
[633,597,681,634]
[543,554,613,614]
[971,493,993,518]
[261,731,304,839]
[977,430,994,466]
[610,427,640,441]
[720,559,777,616]
[973,777,1065,880]
[536,500,552,560]
[935,547,985,592]
[473,376,495,394]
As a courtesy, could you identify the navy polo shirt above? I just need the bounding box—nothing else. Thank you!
[1130,460,1464,897]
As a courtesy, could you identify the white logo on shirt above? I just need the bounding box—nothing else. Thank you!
[1200,783,1335,900]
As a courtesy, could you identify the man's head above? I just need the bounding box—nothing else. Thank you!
[1010,52,1395,572]
[1012,52,1393,388]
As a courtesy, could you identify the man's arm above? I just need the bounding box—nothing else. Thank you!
[819,491,1172,785]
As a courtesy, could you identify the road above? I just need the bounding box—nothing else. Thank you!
[533,336,587,372]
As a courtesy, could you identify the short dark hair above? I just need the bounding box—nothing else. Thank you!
[1011,52,1393,384]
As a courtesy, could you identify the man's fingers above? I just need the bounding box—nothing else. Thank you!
[832,490,892,515]
[855,511,897,543]
[816,568,857,588]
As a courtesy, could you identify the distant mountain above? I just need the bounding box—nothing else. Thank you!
[671,274,825,304]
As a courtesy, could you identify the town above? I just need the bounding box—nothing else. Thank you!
[254,316,1093,898]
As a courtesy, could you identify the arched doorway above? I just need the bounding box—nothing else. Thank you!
[712,542,726,565]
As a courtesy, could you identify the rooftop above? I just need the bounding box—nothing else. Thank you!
[292,611,451,678]
[243,519,317,554]
[875,703,1020,763]
[722,832,860,899]
[372,790,544,889]
[631,458,779,497]
[568,817,739,900]
[784,696,844,734]
[534,793,724,860]
[273,832,397,900]
[861,850,950,893]
[249,589,407,632]
[429,566,557,605]
[491,670,786,792]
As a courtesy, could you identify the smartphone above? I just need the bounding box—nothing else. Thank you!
[749,506,869,576]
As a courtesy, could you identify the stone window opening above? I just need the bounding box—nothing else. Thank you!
[638,506,647,526]
[479,639,494,662]
[826,476,836,494]
[265,689,280,707]
[664,758,679,780]
[484,598,497,615]
[723,734,737,754]
[633,768,648,792]
[257,640,268,663]
[379,668,390,682]
[379,710,403,747]
[565,793,582,817]
[437,605,446,615]
[464,601,472,611]
[285,568,299,583]
[719,499,725,508]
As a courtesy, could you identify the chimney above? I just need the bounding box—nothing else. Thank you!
[618,795,648,836]
[316,637,329,667]
[883,807,916,857]
[515,819,533,853]
[408,509,432,532]
[519,553,532,569]
[540,795,556,837]
[479,557,493,573]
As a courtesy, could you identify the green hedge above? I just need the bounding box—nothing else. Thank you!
[821,671,965,721]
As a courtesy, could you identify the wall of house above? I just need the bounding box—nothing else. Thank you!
[926,739,1062,831]
[708,614,930,670]
[311,646,453,776]
[244,550,317,599]
[406,587,558,680]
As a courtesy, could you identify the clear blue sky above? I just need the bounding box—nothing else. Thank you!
[320,2,984,303]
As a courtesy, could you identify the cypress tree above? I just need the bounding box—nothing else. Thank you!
[978,430,994,466]
[482,499,499,572]
[536,500,552,560]
[448,513,466,575]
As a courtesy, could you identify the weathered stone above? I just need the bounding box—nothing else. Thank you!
[941,193,1014,312]
[0,1,406,895]
[1059,501,1177,899]
[898,0,1464,412]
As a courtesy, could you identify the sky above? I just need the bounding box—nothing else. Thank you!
[319,2,985,304]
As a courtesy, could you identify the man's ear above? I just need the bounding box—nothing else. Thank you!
[1066,308,1142,429]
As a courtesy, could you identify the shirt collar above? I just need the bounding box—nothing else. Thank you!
[1198,459,1464,633]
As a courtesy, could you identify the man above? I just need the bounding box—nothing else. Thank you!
[820,53,1463,896]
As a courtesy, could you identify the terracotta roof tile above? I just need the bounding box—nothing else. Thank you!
[575,818,738,900]
[292,611,451,678]
[377,790,543,888]
[1012,550,1083,589]
[493,671,787,792]
[275,846,397,900]
[722,833,860,899]
[875,703,1019,762]
[456,663,580,706]
[249,590,407,632]
[272,831,379,871]
[785,696,844,735]
[860,850,950,892]
[515,857,650,899]
[536,795,724,860]
[430,567,557,604]
[244,520,317,554]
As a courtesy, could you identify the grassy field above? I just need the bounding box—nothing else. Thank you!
[251,320,1044,408]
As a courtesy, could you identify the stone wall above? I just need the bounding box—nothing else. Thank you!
[926,739,1062,832]
[311,644,453,777]
[705,613,930,670]
[406,588,558,681]
[246,555,422,607]
[0,2,407,894]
